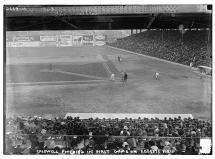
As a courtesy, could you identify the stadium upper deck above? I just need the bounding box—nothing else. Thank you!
[5,5,212,30]
[5,5,211,16]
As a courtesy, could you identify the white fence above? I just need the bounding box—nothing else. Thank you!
[65,113,193,119]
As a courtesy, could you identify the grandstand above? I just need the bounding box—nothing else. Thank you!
[4,5,212,155]
[5,115,212,154]
[108,30,212,67]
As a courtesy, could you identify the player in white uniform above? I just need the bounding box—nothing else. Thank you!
[155,72,160,80]
[153,72,159,80]
[110,73,115,81]
[155,72,159,80]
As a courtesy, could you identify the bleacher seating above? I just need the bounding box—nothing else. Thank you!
[5,116,211,154]
[108,30,212,67]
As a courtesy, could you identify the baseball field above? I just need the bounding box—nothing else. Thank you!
[5,46,212,120]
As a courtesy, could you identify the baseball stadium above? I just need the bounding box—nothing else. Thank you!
[4,5,212,155]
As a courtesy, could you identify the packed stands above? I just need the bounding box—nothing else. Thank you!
[108,30,211,67]
[5,116,211,155]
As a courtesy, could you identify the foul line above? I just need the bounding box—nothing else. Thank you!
[107,45,212,78]
[52,70,106,80]
[7,79,107,87]
[107,45,191,68]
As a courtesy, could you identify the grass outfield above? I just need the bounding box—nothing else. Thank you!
[6,63,108,83]
[6,46,212,120]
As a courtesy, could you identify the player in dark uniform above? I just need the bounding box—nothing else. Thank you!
[123,72,128,83]
[118,56,121,62]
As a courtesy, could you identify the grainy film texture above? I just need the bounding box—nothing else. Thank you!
[4,5,212,155]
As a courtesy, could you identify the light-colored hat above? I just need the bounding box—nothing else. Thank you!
[191,131,196,135]
[122,142,129,147]
[164,141,170,146]
[151,145,159,151]
[123,126,128,130]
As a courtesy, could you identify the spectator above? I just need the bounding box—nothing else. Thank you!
[5,116,212,155]
[120,126,130,136]
[108,30,211,68]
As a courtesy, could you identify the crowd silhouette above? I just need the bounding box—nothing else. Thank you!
[5,116,211,154]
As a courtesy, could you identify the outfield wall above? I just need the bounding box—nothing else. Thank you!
[6,33,107,47]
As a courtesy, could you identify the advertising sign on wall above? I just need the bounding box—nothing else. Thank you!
[10,42,24,47]
[59,35,72,46]
[40,36,58,42]
[82,35,94,46]
[94,34,106,46]
[13,36,34,42]
[9,42,41,47]
[72,36,83,46]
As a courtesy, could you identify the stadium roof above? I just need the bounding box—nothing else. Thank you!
[5,5,212,31]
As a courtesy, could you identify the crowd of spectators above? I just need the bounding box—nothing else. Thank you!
[108,30,212,68]
[5,116,212,155]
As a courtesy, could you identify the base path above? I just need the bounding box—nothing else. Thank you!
[6,46,212,120]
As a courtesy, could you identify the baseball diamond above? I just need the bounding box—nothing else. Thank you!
[6,46,211,120]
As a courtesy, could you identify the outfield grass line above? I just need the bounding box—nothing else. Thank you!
[7,79,108,86]
[6,78,128,87]
[107,45,191,69]
[6,61,95,65]
[53,70,107,80]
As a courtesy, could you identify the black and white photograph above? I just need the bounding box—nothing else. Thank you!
[3,4,212,155]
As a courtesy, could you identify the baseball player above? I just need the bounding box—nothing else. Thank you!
[110,73,115,81]
[123,72,128,82]
[153,72,159,80]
